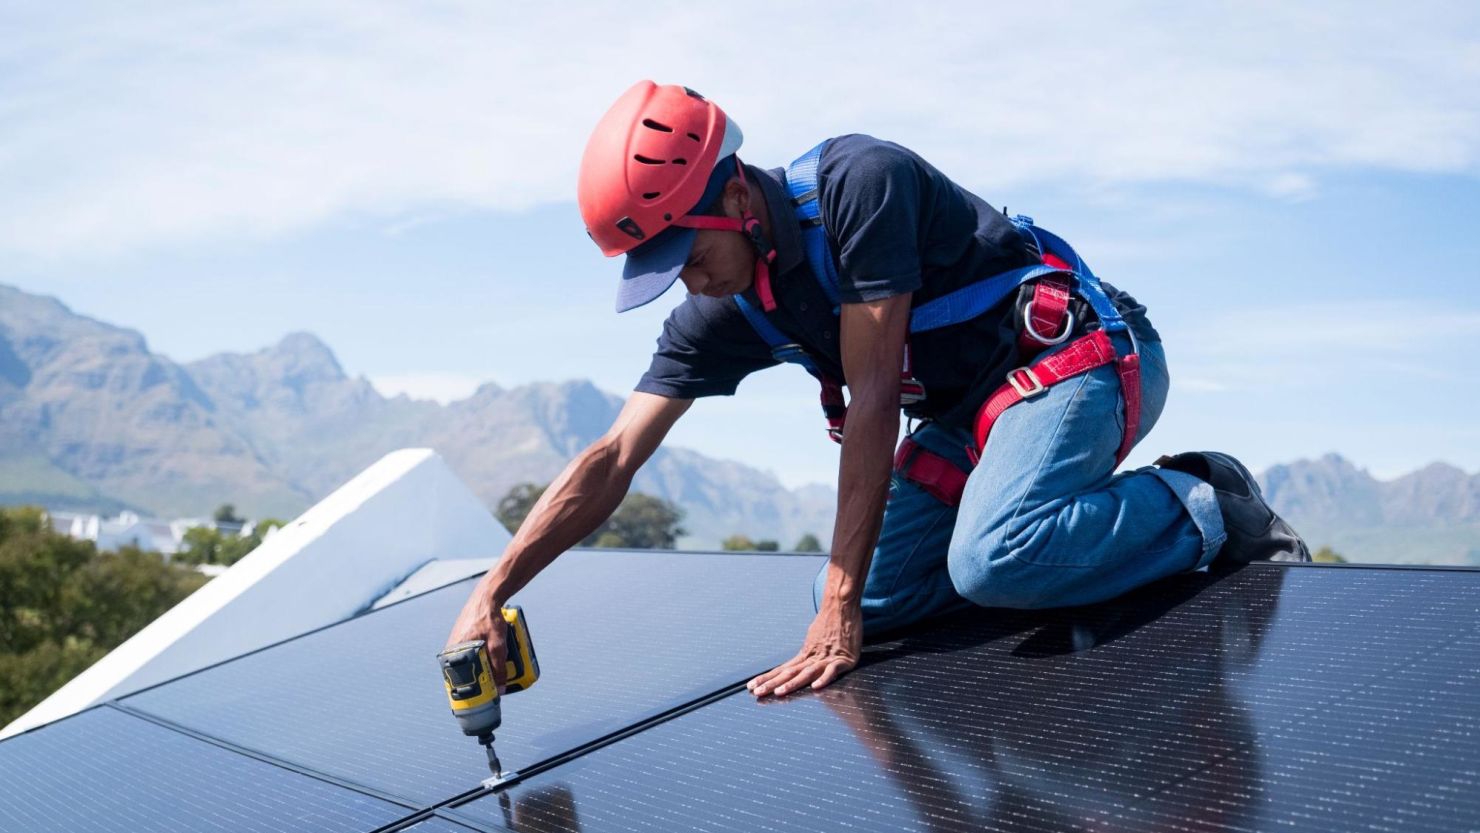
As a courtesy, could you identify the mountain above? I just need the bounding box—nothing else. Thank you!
[0,285,835,547]
[0,286,308,515]
[1260,453,1480,565]
[5,283,1478,561]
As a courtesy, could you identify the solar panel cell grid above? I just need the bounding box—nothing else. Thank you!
[121,551,825,806]
[450,565,1480,833]
[0,706,408,833]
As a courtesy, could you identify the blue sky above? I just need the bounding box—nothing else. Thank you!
[4,1,1478,489]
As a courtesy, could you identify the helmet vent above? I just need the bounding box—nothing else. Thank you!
[642,119,674,133]
[633,154,665,165]
[687,132,701,142]
[672,158,687,165]
[642,191,661,199]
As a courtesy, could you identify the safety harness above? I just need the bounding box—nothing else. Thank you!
[732,140,1142,506]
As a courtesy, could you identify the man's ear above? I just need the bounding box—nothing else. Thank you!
[722,177,750,218]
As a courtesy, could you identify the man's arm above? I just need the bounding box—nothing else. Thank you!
[444,392,692,688]
[748,293,911,697]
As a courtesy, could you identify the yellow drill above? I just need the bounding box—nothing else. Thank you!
[438,606,540,780]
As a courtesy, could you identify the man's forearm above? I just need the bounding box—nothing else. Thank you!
[475,441,632,608]
[821,401,899,609]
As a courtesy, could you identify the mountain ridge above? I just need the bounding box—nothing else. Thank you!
[2,283,1476,562]
[0,284,835,547]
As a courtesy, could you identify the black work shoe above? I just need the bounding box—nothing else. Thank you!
[1155,451,1312,567]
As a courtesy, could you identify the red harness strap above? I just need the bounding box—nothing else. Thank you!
[893,437,969,506]
[968,328,1141,467]
[889,269,1142,504]
[1017,267,1073,358]
[825,341,929,445]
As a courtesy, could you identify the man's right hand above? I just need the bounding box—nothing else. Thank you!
[445,596,508,694]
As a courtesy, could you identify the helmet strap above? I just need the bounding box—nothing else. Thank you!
[671,157,779,311]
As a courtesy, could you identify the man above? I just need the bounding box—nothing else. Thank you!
[445,81,1309,698]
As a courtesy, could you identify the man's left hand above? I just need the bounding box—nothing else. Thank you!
[747,603,862,697]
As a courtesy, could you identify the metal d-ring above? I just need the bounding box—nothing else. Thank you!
[1022,300,1075,346]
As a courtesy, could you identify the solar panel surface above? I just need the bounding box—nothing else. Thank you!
[122,550,824,806]
[0,706,409,833]
[396,818,484,833]
[447,565,1480,833]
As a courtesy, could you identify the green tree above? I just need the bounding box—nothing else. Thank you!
[1312,546,1347,564]
[212,504,243,525]
[0,507,92,654]
[176,526,225,565]
[496,483,547,535]
[175,517,284,567]
[0,507,208,726]
[496,482,685,549]
[793,533,824,553]
[754,540,780,552]
[586,493,685,549]
[722,534,756,551]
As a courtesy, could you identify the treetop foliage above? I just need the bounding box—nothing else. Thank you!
[1312,546,1348,563]
[173,518,285,567]
[0,506,209,726]
[496,483,685,549]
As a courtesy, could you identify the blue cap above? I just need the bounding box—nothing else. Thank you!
[615,224,699,313]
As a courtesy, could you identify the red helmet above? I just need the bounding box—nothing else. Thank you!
[579,81,742,256]
[580,82,760,313]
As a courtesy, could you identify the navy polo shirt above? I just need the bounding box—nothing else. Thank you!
[634,134,1159,432]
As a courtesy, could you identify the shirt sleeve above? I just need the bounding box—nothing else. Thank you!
[634,294,780,399]
[817,135,926,304]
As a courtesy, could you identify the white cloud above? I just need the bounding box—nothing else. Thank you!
[3,1,1479,259]
[1159,301,1480,393]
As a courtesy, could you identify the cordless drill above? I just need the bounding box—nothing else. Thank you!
[438,605,540,782]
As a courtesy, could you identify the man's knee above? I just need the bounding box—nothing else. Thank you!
[947,530,1054,610]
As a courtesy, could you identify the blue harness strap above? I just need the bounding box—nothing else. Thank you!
[1018,219,1125,332]
[785,141,842,313]
[732,139,1129,446]
[733,293,823,377]
[907,263,1063,332]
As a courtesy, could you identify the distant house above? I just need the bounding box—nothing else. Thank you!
[46,510,259,556]
[48,510,182,555]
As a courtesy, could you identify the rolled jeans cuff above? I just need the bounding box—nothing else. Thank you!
[1147,467,1227,569]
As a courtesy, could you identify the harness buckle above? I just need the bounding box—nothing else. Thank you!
[1007,366,1046,398]
[1023,303,1075,346]
[772,344,807,362]
[899,378,927,406]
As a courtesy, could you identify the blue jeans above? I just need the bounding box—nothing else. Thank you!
[813,332,1227,635]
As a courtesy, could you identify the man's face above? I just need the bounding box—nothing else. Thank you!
[679,228,755,299]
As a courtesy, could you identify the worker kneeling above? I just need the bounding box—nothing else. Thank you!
[445,81,1310,699]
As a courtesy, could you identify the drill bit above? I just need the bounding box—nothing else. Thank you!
[483,736,502,778]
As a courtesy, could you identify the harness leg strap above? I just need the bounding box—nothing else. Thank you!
[1114,351,1141,466]
[973,329,1146,468]
[893,437,970,507]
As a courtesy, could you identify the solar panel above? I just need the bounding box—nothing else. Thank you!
[0,706,409,833]
[397,817,485,833]
[122,550,824,807]
[446,565,1480,833]
[1113,625,1480,831]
